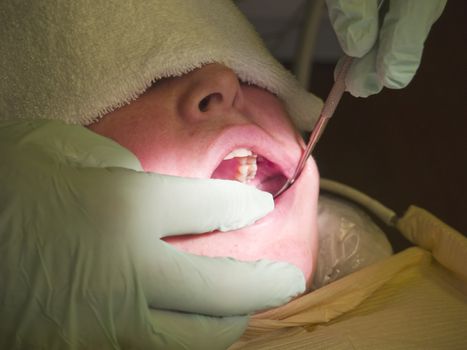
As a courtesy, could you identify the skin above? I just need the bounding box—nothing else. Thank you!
[87,64,319,287]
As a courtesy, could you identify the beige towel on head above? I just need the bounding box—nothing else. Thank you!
[0,0,322,130]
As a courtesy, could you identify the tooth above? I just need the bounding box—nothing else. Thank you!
[238,164,249,176]
[247,168,257,181]
[223,148,253,160]
[236,172,247,183]
[233,155,257,184]
[246,155,257,164]
[247,165,257,178]
[224,152,258,185]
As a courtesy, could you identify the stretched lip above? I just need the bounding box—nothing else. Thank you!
[205,124,302,185]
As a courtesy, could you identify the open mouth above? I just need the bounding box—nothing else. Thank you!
[211,148,288,195]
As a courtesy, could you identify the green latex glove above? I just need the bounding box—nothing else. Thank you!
[326,0,447,97]
[0,120,305,349]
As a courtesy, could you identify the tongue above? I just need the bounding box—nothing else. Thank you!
[211,158,239,181]
[211,156,287,195]
[253,156,288,194]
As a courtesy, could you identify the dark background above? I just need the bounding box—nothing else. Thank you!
[307,1,467,236]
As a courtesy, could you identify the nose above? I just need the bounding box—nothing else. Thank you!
[178,64,244,122]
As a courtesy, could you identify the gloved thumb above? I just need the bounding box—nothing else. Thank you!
[73,167,274,238]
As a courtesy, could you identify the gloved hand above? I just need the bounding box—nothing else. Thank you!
[326,0,447,97]
[0,120,305,350]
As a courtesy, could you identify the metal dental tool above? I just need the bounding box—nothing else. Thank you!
[273,0,385,199]
[273,55,353,198]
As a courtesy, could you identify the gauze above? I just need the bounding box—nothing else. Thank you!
[0,0,322,130]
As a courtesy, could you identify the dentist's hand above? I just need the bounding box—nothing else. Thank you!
[326,0,446,97]
[0,120,305,350]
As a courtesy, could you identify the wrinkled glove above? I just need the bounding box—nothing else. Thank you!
[326,0,447,97]
[0,120,305,350]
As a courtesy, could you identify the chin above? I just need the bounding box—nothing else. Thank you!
[164,157,319,289]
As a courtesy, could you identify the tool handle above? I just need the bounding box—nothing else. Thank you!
[273,56,353,198]
[321,55,353,121]
[293,56,353,178]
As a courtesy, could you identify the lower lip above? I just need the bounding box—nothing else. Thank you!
[264,173,298,221]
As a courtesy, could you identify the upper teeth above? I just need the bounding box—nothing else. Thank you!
[223,148,253,160]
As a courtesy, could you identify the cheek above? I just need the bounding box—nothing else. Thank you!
[88,108,192,175]
[242,87,299,142]
[121,120,212,178]
[126,124,194,176]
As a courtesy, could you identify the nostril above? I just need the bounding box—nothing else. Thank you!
[198,96,210,112]
[198,93,222,112]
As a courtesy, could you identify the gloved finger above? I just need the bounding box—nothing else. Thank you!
[376,0,447,89]
[73,166,273,239]
[138,241,305,316]
[0,119,143,170]
[146,309,248,350]
[340,46,384,97]
[325,0,379,57]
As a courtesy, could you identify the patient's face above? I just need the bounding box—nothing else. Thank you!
[88,64,319,286]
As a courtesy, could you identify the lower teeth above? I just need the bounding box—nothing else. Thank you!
[235,156,257,183]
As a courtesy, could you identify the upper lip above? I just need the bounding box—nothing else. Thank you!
[205,124,302,180]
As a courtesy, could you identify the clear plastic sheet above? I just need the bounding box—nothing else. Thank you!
[313,194,393,289]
